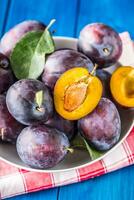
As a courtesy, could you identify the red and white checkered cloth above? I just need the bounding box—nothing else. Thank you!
[0,32,134,199]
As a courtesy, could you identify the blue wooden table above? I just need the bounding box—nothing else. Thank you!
[0,0,134,199]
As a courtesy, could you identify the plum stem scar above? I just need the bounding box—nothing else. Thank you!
[36,107,45,112]
[65,147,74,153]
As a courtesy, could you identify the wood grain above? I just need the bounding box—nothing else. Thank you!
[0,0,134,199]
[0,0,10,38]
[4,0,78,37]
[76,0,134,38]
[58,165,134,200]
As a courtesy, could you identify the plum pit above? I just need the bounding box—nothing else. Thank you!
[64,81,88,112]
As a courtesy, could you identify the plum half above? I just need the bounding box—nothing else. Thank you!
[6,79,53,125]
[78,98,121,151]
[110,66,134,107]
[16,125,70,169]
[54,67,102,120]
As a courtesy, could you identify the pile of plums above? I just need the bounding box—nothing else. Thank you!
[0,20,128,169]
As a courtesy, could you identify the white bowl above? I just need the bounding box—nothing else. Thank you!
[0,37,134,172]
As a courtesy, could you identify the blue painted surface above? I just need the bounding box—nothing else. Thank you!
[0,0,134,199]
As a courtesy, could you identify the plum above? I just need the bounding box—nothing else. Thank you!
[45,112,75,140]
[0,20,46,57]
[6,79,53,125]
[78,98,121,151]
[78,23,122,68]
[96,69,111,98]
[16,125,70,169]
[0,53,14,94]
[41,49,94,89]
[0,53,10,68]
[0,95,24,143]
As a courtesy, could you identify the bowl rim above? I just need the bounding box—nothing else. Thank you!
[0,36,134,173]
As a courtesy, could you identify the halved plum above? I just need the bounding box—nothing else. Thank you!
[54,67,102,120]
[110,66,134,107]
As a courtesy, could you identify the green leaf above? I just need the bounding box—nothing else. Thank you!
[82,137,104,160]
[71,134,104,160]
[35,90,43,107]
[10,19,55,79]
[71,134,86,148]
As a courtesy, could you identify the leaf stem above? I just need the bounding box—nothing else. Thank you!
[35,90,43,108]
[71,145,86,149]
[46,19,56,31]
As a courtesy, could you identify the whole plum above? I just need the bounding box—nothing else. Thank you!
[6,79,53,125]
[78,23,122,68]
[41,49,94,89]
[0,53,14,93]
[0,95,24,143]
[45,112,75,140]
[96,69,111,98]
[0,20,46,57]
[78,98,121,151]
[16,125,70,169]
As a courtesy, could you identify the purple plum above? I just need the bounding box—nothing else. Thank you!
[78,98,121,151]
[6,79,53,125]
[78,23,122,68]
[0,20,46,57]
[45,112,75,140]
[42,49,94,90]
[16,125,70,169]
[0,53,14,94]
[0,95,24,143]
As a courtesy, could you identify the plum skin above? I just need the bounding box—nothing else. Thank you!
[78,98,121,151]
[0,53,10,69]
[45,112,75,140]
[0,53,14,94]
[16,125,70,169]
[78,23,122,68]
[6,79,53,125]
[0,20,45,57]
[0,95,24,143]
[96,69,111,98]
[42,49,94,90]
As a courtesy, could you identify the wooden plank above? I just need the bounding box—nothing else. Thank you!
[76,0,134,38]
[58,0,134,199]
[1,0,134,200]
[2,0,78,199]
[58,165,134,200]
[8,188,58,200]
[0,0,10,38]
[4,0,78,37]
